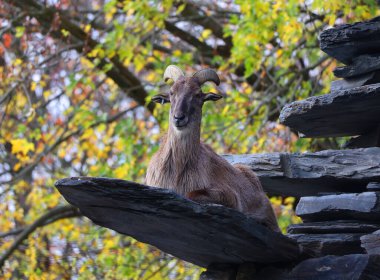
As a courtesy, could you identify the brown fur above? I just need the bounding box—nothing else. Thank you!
[146,76,280,232]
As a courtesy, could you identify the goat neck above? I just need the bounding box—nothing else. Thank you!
[163,115,202,172]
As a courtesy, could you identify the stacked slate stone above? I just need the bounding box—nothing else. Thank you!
[280,17,380,147]
[279,16,380,278]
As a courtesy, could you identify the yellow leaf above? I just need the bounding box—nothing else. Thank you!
[63,223,74,232]
[10,138,35,155]
[47,193,60,208]
[329,15,336,26]
[138,168,145,176]
[147,56,156,63]
[105,7,117,23]
[173,50,182,57]
[80,57,94,68]
[79,265,87,274]
[162,40,171,48]
[90,165,99,172]
[88,48,104,58]
[115,139,124,151]
[114,163,129,178]
[270,196,282,206]
[31,82,37,91]
[13,162,22,172]
[127,8,135,17]
[14,208,24,222]
[14,58,23,66]
[145,72,157,82]
[84,24,91,33]
[134,55,145,72]
[284,197,295,204]
[107,50,116,59]
[61,29,70,37]
[104,239,116,249]
[222,105,230,115]
[81,129,93,140]
[201,29,212,41]
[43,90,51,99]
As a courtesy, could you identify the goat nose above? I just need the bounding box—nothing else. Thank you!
[174,115,185,121]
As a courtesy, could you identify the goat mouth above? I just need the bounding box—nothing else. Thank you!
[174,119,189,128]
[174,121,188,128]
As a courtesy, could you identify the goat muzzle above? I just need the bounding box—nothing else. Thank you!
[173,115,188,128]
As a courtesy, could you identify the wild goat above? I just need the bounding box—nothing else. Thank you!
[146,65,280,232]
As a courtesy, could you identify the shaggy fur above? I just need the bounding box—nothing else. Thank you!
[146,75,280,232]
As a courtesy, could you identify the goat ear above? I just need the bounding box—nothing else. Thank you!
[151,94,170,104]
[203,93,223,102]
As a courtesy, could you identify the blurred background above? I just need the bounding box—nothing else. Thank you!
[0,0,378,279]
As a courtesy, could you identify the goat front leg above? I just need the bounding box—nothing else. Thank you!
[186,189,242,211]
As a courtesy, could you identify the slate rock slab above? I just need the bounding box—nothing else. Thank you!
[202,255,380,279]
[279,83,380,137]
[344,125,380,149]
[225,148,380,197]
[367,182,380,191]
[288,233,365,257]
[254,254,380,280]
[361,229,380,255]
[55,177,300,267]
[330,71,380,93]
[320,17,380,64]
[295,192,380,222]
[334,54,380,78]
[287,220,380,234]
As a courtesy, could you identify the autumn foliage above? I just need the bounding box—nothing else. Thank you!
[0,0,378,279]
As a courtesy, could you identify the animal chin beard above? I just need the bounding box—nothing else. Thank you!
[173,123,189,133]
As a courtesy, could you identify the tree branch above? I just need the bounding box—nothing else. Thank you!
[0,208,80,238]
[164,20,214,55]
[0,205,81,267]
[0,104,138,190]
[177,1,232,56]
[7,0,154,112]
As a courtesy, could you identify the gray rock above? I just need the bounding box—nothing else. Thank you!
[288,233,365,257]
[367,182,380,191]
[344,125,380,149]
[279,83,380,137]
[254,254,380,280]
[287,220,380,234]
[334,54,380,78]
[224,148,380,197]
[55,177,300,267]
[320,17,380,64]
[330,71,380,93]
[295,192,380,222]
[361,229,380,255]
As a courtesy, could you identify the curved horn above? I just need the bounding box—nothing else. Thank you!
[163,65,184,82]
[193,69,220,85]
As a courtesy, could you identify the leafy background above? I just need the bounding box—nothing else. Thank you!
[0,0,378,279]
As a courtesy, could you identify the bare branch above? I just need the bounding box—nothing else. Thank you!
[0,205,81,267]
[0,208,81,238]
[7,0,154,112]
[178,1,232,55]
[164,20,213,55]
